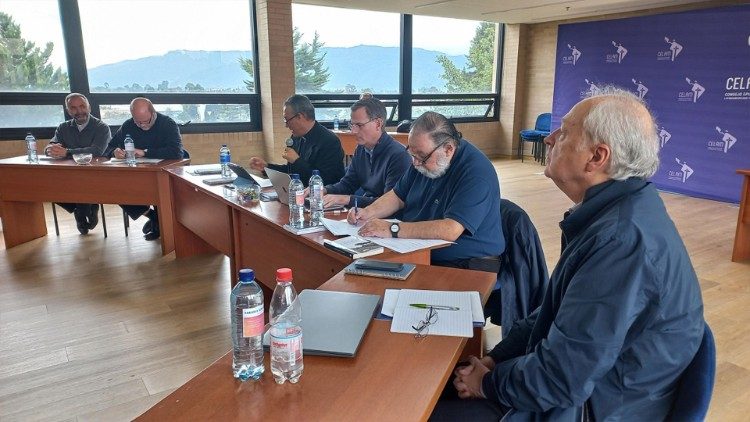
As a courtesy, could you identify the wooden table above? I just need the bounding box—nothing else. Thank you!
[335,130,409,156]
[137,265,496,421]
[733,169,750,262]
[0,156,188,255]
[167,167,432,293]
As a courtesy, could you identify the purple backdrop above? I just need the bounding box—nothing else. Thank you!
[552,4,750,203]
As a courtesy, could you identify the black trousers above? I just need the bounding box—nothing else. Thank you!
[57,203,94,214]
[120,205,151,221]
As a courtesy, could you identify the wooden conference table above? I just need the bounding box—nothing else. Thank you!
[138,264,496,421]
[0,156,189,255]
[168,167,431,293]
[733,169,750,262]
[335,130,409,156]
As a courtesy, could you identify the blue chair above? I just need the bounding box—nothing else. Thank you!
[668,322,716,421]
[518,113,551,165]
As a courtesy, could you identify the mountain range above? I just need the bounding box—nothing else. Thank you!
[86,46,467,93]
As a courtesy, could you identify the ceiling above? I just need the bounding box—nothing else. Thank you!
[295,0,714,24]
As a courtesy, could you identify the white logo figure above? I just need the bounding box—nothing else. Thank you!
[658,126,672,148]
[664,37,683,61]
[612,41,628,63]
[567,44,581,65]
[632,79,649,99]
[584,79,601,95]
[685,78,706,103]
[715,126,738,153]
[675,158,694,183]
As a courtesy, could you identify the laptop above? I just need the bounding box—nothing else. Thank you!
[264,167,292,205]
[262,289,380,357]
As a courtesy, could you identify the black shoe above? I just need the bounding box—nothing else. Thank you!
[142,208,157,234]
[87,204,99,230]
[74,208,89,235]
[144,229,160,241]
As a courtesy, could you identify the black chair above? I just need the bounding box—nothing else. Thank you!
[668,322,716,421]
[518,113,551,165]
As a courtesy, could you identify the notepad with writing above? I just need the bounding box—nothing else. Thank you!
[343,260,416,280]
[390,289,479,338]
[324,236,384,259]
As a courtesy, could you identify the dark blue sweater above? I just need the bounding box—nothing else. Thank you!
[106,112,183,159]
[324,132,411,208]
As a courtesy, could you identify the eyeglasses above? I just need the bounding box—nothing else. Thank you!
[412,306,439,339]
[283,113,300,125]
[347,118,377,131]
[407,141,448,166]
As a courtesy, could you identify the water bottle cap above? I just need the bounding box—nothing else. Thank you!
[276,268,293,282]
[238,268,255,282]
[290,174,300,180]
[312,169,320,176]
[222,144,227,147]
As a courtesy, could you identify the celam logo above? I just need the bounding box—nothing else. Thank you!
[563,43,582,65]
[631,78,649,99]
[607,41,628,63]
[658,126,672,148]
[678,77,706,103]
[724,76,750,101]
[658,37,683,61]
[668,158,694,183]
[708,126,738,153]
[580,79,601,98]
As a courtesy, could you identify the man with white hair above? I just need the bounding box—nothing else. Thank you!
[45,93,111,235]
[434,88,705,420]
[105,97,184,240]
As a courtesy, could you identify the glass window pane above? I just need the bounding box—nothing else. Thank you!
[0,105,65,128]
[99,104,251,126]
[79,0,256,93]
[313,105,395,123]
[292,5,400,94]
[412,102,494,119]
[412,17,497,94]
[0,0,69,92]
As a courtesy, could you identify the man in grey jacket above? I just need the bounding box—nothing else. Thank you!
[434,87,705,421]
[45,93,111,235]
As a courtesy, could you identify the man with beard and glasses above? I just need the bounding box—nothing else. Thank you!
[348,111,504,272]
[45,93,111,235]
[105,97,184,241]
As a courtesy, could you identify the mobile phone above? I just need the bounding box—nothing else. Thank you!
[354,259,404,272]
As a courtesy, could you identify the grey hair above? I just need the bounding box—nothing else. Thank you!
[582,87,660,180]
[410,111,462,148]
[351,97,386,133]
[64,92,89,107]
[129,97,155,113]
[284,94,316,120]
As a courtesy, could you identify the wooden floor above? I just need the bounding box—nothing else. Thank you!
[1,159,748,421]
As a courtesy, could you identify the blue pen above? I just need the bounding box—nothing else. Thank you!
[354,197,358,217]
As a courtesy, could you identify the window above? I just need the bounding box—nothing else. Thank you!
[99,104,252,126]
[291,4,400,95]
[0,105,65,128]
[78,0,255,94]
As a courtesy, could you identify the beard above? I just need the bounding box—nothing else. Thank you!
[415,153,451,179]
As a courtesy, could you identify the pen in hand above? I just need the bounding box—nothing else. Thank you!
[351,197,359,226]
[410,303,460,311]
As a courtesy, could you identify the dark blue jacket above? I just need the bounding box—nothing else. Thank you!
[106,112,183,159]
[324,132,411,208]
[483,179,704,421]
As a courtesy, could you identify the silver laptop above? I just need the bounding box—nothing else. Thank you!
[265,167,292,205]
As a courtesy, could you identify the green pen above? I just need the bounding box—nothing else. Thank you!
[409,303,459,311]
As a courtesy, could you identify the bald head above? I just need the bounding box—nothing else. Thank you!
[130,97,156,130]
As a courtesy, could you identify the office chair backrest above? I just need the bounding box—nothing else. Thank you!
[535,113,552,132]
[182,149,190,159]
[668,322,716,421]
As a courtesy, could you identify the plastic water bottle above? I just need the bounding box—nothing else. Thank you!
[25,133,38,163]
[220,144,231,177]
[124,134,136,167]
[288,174,305,228]
[333,116,340,131]
[309,170,324,226]
[230,268,265,381]
[270,268,303,384]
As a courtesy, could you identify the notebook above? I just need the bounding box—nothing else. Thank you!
[323,236,384,259]
[343,260,416,280]
[262,289,380,357]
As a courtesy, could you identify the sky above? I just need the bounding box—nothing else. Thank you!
[1,0,485,70]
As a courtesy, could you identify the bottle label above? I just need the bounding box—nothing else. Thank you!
[312,185,321,197]
[295,191,305,206]
[125,143,135,152]
[271,330,303,361]
[28,140,36,149]
[242,305,264,337]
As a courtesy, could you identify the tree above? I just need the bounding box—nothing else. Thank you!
[238,56,254,92]
[0,12,68,90]
[293,27,330,92]
[436,22,496,93]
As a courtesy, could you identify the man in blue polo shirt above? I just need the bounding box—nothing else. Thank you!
[349,111,504,270]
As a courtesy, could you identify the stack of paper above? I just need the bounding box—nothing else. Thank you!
[386,289,484,338]
[320,217,451,254]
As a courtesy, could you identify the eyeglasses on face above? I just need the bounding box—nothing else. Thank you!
[407,141,448,166]
[283,113,300,125]
[412,306,439,339]
[347,118,377,131]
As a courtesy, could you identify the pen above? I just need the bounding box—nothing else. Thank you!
[409,303,460,311]
[351,197,358,226]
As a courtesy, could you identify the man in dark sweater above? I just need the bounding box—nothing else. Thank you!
[322,97,411,209]
[45,93,111,235]
[248,94,344,186]
[105,97,184,241]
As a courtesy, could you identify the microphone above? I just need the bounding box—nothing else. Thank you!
[285,138,295,172]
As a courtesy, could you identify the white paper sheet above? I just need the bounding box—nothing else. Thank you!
[390,289,481,338]
[105,158,163,164]
[382,289,484,324]
[320,218,451,254]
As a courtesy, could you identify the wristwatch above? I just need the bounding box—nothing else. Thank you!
[390,222,400,238]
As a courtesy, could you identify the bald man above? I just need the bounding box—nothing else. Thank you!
[105,97,184,240]
[433,87,704,420]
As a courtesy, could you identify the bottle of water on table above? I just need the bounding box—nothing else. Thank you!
[230,268,265,381]
[25,133,38,163]
[270,268,303,384]
[220,144,231,177]
[124,134,136,167]
[309,169,324,226]
[288,173,305,228]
